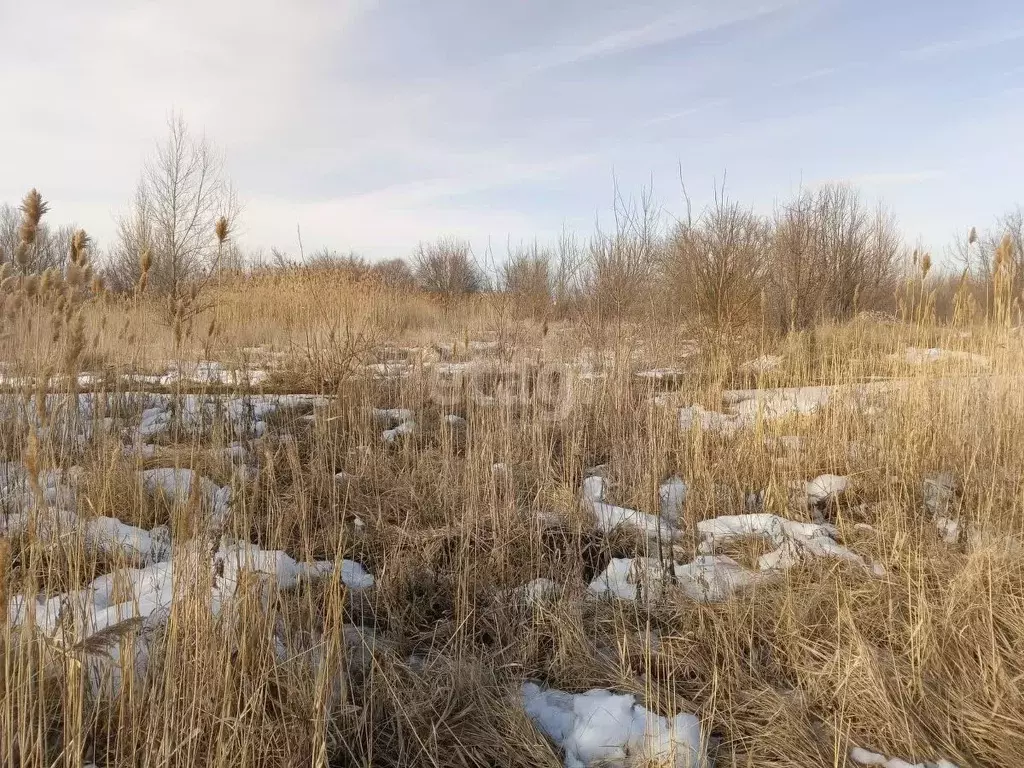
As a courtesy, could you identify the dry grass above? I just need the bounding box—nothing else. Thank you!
[2,249,1024,768]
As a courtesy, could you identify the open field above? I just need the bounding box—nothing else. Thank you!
[3,258,1024,768]
[5,0,1024,763]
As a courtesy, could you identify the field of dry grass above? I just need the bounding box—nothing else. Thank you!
[3,248,1024,768]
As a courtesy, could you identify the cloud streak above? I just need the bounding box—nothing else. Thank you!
[499,1,794,74]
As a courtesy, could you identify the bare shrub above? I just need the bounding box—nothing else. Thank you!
[584,187,661,320]
[550,228,587,317]
[306,248,369,280]
[955,208,1024,286]
[770,190,820,331]
[768,185,902,330]
[370,257,416,289]
[413,237,485,296]
[664,195,770,332]
[500,244,552,318]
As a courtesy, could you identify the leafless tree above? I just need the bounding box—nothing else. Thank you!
[270,247,295,270]
[770,190,819,330]
[550,227,586,315]
[954,206,1024,297]
[0,203,77,274]
[107,113,238,309]
[412,237,485,296]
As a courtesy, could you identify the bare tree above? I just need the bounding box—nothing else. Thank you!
[105,183,154,292]
[551,227,586,315]
[0,203,77,274]
[108,113,238,309]
[956,206,1024,298]
[770,190,819,330]
[412,237,485,296]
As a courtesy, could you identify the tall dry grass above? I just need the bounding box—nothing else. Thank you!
[2,187,1024,768]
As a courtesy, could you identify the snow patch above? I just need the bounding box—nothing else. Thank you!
[582,476,678,542]
[587,555,762,604]
[850,746,960,768]
[140,468,232,524]
[522,682,707,768]
[804,474,849,506]
[697,513,883,576]
[898,348,988,367]
[635,368,686,381]
[658,476,688,522]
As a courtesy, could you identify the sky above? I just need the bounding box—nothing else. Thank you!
[1,0,1023,263]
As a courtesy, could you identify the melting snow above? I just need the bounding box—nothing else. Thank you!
[375,407,417,442]
[7,536,375,697]
[582,476,679,542]
[382,419,415,443]
[160,361,270,386]
[366,361,413,379]
[803,474,849,506]
[506,577,560,605]
[678,405,742,435]
[587,555,763,604]
[522,682,707,768]
[635,368,686,381]
[373,407,414,425]
[658,477,688,522]
[850,746,960,768]
[899,348,988,367]
[140,468,232,524]
[696,514,836,550]
[133,393,324,440]
[697,513,883,576]
[0,507,169,565]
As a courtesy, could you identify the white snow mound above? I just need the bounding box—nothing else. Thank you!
[522,682,707,768]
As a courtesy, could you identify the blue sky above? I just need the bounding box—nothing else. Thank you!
[1,0,1023,262]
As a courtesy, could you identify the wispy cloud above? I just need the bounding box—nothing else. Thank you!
[843,170,947,187]
[641,98,733,127]
[771,66,840,87]
[902,27,1024,60]
[333,152,599,208]
[498,1,794,74]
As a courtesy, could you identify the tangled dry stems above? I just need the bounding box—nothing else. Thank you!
[1,199,1024,767]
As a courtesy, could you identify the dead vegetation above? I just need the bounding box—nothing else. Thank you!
[2,179,1024,768]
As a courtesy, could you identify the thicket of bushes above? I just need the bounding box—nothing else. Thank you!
[2,113,1020,335]
[219,186,1021,334]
